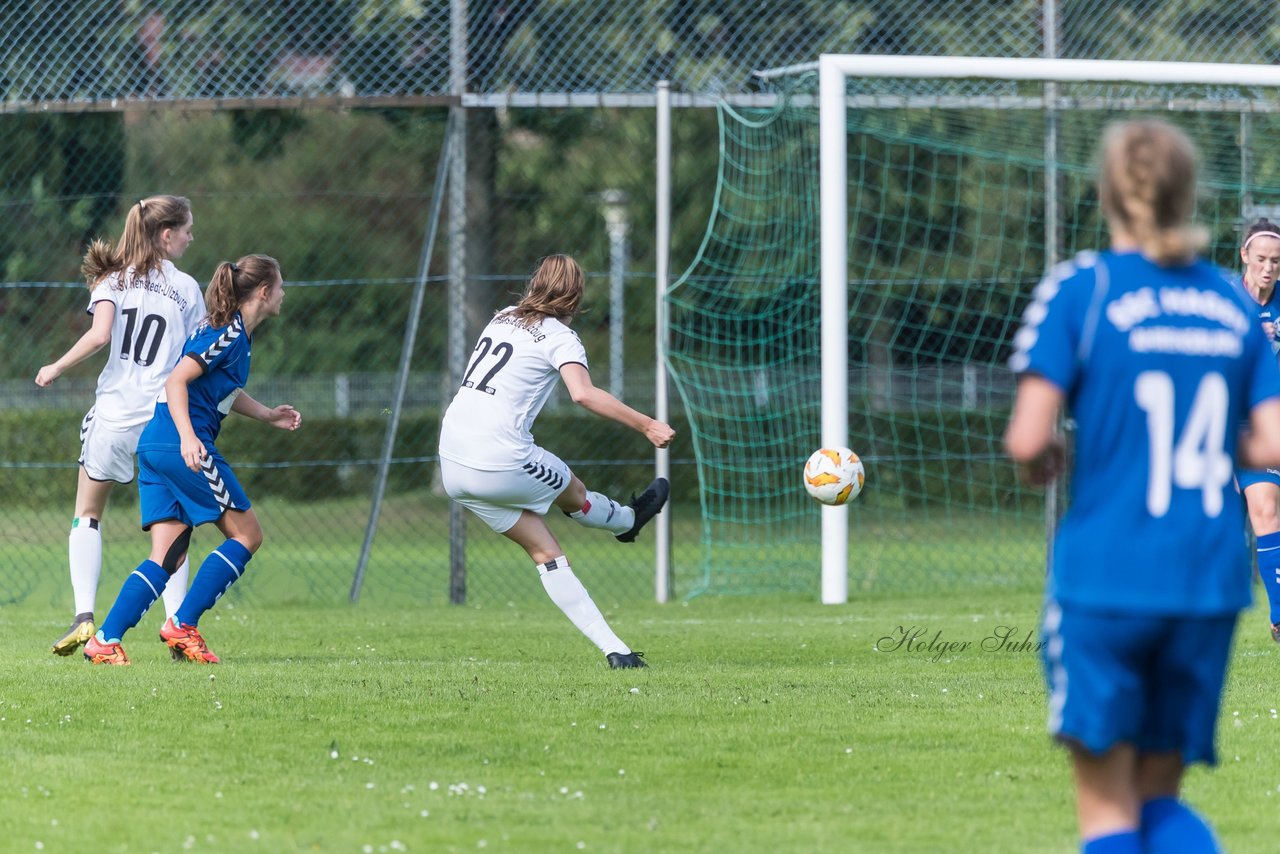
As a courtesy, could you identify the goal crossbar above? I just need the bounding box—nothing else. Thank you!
[818,54,1280,603]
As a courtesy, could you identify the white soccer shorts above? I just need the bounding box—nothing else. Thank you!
[440,446,573,533]
[78,407,144,484]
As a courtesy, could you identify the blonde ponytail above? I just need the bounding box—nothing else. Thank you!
[80,195,191,289]
[1098,121,1205,266]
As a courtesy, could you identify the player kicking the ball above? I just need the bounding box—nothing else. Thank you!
[438,254,675,668]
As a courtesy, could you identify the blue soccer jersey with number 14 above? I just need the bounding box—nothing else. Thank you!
[1011,250,1280,615]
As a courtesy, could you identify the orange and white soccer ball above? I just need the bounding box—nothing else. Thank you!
[803,447,865,506]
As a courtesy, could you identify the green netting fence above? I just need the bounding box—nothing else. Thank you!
[668,76,1280,596]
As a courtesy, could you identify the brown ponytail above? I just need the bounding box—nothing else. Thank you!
[508,254,585,323]
[1098,120,1206,266]
[81,195,192,289]
[204,255,281,328]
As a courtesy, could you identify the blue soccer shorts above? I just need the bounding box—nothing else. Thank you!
[1237,468,1280,491]
[1041,601,1238,766]
[138,444,251,529]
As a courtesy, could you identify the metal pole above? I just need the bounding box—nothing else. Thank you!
[600,189,630,399]
[447,0,469,605]
[1241,112,1254,219]
[350,115,454,603]
[819,57,849,605]
[1043,0,1060,568]
[654,81,672,603]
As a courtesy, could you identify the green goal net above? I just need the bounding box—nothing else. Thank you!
[668,72,1279,598]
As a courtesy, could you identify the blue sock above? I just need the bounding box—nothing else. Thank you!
[1140,797,1220,853]
[1081,830,1140,854]
[175,539,253,627]
[98,560,169,644]
[1256,531,1280,624]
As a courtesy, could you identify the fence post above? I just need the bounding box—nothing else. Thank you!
[349,115,454,603]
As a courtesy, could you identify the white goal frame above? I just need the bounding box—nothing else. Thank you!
[814,54,1280,604]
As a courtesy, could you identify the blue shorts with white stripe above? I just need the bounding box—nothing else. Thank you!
[137,444,251,529]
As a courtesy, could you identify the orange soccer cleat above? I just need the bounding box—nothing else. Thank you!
[83,636,131,666]
[160,617,220,664]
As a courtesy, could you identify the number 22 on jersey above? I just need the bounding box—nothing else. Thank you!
[462,336,513,395]
[1134,370,1232,519]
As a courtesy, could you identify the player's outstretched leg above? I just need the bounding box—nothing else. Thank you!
[615,478,670,543]
[565,490,631,534]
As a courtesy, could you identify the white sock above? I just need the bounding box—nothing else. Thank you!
[537,557,630,655]
[161,557,191,621]
[69,517,102,617]
[567,491,634,535]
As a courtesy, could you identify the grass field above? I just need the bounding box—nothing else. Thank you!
[2,490,1047,610]
[4,591,1279,852]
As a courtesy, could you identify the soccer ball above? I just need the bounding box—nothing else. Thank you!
[803,447,865,506]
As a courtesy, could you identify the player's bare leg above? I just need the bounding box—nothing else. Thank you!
[1070,744,1140,848]
[503,510,645,667]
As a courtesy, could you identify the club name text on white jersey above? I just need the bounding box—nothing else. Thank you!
[88,260,206,427]
[438,307,588,469]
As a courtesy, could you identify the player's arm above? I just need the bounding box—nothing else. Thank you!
[1240,398,1280,470]
[231,391,302,431]
[559,362,675,449]
[1004,374,1066,487]
[164,356,210,472]
[34,301,115,387]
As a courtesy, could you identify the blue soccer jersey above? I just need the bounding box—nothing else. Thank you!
[1011,250,1280,615]
[139,313,251,451]
[1243,275,1280,358]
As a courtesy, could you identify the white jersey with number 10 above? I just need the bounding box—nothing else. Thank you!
[87,260,206,428]
[439,307,588,470]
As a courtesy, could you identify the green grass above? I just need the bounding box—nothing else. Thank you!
[2,490,1047,609]
[3,592,1278,852]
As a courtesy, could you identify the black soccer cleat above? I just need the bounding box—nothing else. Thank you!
[615,477,670,543]
[606,651,647,669]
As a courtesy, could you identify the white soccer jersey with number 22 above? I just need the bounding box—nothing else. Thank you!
[439,308,588,470]
[87,260,206,427]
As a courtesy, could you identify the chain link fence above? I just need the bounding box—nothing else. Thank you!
[3,1,1275,607]
[1,103,713,608]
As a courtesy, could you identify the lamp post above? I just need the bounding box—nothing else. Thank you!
[599,189,629,400]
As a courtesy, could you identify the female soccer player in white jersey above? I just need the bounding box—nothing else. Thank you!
[84,255,300,665]
[1006,121,1280,854]
[35,195,204,657]
[1233,218,1280,643]
[438,254,675,669]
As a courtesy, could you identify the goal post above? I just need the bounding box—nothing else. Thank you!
[816,54,1280,604]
